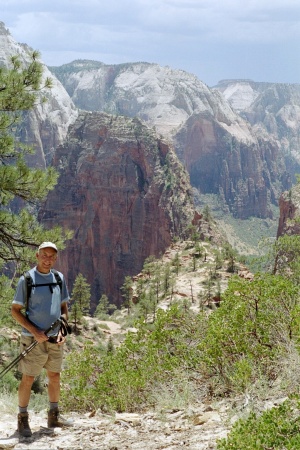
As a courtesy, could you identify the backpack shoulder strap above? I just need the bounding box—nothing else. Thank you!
[51,269,62,293]
[23,269,63,312]
[23,271,33,315]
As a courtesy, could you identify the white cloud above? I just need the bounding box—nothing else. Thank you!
[1,0,300,85]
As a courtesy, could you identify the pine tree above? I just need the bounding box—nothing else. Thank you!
[172,252,180,275]
[107,336,114,354]
[222,242,237,273]
[121,276,133,314]
[142,255,157,278]
[95,294,110,316]
[95,294,117,318]
[70,273,91,330]
[163,263,171,294]
[138,290,152,321]
[202,205,212,222]
[0,52,71,277]
[70,298,81,334]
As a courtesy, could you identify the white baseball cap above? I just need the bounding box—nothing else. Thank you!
[38,242,58,252]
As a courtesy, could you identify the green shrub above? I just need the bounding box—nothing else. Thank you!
[61,305,207,412]
[0,370,19,392]
[61,341,100,411]
[199,273,300,394]
[217,396,300,449]
[61,272,300,417]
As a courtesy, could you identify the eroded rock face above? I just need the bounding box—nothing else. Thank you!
[216,80,300,171]
[39,111,194,307]
[0,21,78,167]
[277,185,300,237]
[174,112,281,219]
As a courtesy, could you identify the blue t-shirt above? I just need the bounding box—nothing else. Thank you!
[13,267,70,336]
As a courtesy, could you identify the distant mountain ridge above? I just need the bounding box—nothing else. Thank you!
[49,60,214,138]
[49,60,296,220]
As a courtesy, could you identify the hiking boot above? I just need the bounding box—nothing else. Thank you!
[47,407,73,428]
[17,412,32,437]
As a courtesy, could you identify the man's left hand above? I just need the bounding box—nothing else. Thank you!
[56,331,66,345]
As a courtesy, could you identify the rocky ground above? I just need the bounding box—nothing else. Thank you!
[0,401,230,450]
[0,393,289,450]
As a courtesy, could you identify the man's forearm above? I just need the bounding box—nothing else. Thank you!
[11,307,39,336]
[61,303,68,320]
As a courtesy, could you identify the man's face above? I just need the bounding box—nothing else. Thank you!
[36,248,57,273]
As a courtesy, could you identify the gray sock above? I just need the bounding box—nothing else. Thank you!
[19,406,28,413]
[49,402,58,410]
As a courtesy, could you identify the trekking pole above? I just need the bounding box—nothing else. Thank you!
[0,318,62,380]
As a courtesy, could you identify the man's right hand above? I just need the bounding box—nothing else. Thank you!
[11,304,50,342]
[33,329,49,343]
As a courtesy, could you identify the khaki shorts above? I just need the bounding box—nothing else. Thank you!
[18,336,64,376]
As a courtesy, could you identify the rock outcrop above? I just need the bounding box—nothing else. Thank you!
[39,111,194,306]
[0,21,78,167]
[277,184,300,237]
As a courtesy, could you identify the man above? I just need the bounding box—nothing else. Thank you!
[11,242,72,437]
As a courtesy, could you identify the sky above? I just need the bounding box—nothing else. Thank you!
[1,0,300,87]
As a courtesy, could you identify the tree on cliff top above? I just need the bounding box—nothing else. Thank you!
[0,52,71,280]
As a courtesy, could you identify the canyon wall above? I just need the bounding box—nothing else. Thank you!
[39,112,195,307]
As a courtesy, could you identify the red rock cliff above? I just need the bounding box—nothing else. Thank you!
[39,112,194,308]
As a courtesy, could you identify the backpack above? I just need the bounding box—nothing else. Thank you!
[23,269,62,314]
